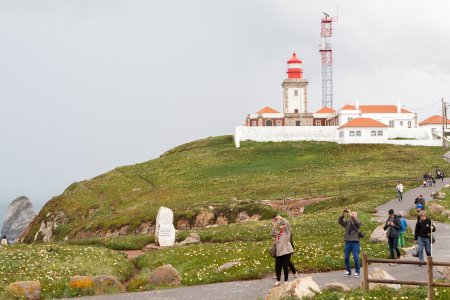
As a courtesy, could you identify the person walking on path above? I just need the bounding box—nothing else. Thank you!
[1,235,7,246]
[338,209,361,278]
[396,182,404,201]
[271,216,296,286]
[414,210,436,263]
[384,209,402,260]
[414,195,426,210]
[397,213,407,248]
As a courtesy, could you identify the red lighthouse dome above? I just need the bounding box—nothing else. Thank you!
[287,52,303,79]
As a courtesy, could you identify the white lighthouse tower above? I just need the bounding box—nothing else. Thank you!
[282,52,309,117]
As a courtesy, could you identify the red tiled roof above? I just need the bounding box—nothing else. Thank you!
[315,107,336,114]
[419,115,450,125]
[340,104,412,113]
[256,106,280,114]
[339,118,389,129]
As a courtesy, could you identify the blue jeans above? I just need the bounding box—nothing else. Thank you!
[344,241,360,273]
[388,236,401,259]
[417,236,431,261]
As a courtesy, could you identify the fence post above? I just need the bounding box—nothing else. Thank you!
[427,255,433,300]
[362,253,369,291]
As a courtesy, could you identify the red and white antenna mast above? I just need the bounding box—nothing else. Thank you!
[320,12,336,108]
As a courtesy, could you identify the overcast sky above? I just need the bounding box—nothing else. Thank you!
[1,0,450,223]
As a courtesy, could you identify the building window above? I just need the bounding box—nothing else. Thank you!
[294,90,299,96]
[348,117,353,122]
[356,131,361,137]
[339,131,344,138]
[295,121,301,126]
[408,121,412,128]
[389,120,394,127]
[265,120,273,126]
[251,121,257,127]
[349,131,355,136]
[377,131,383,136]
[371,131,376,136]
[294,109,299,113]
[316,120,321,126]
[276,120,282,126]
[400,121,404,126]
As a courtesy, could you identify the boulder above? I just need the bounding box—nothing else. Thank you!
[1,196,36,243]
[437,266,450,280]
[69,276,95,289]
[215,215,229,225]
[249,214,261,221]
[143,243,160,251]
[93,275,125,293]
[33,211,68,242]
[265,276,320,300]
[324,282,351,292]
[437,192,446,199]
[176,218,191,230]
[369,225,387,243]
[7,281,41,300]
[148,264,181,286]
[195,210,214,227]
[177,233,201,246]
[135,222,155,235]
[236,211,250,223]
[429,203,445,215]
[367,267,400,290]
[216,261,240,273]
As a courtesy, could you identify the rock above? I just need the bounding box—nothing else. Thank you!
[1,196,36,243]
[69,276,95,289]
[437,266,450,280]
[236,211,250,223]
[429,203,445,215]
[215,215,229,225]
[93,275,125,293]
[265,277,320,300]
[369,225,387,243]
[324,282,351,292]
[443,210,450,217]
[249,214,261,221]
[148,264,181,286]
[7,281,41,300]
[176,218,191,230]
[367,267,400,290]
[143,243,160,251]
[437,192,446,199]
[195,210,214,227]
[216,261,240,273]
[135,222,155,235]
[155,207,175,247]
[177,233,201,246]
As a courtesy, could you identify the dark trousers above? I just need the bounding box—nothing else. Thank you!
[275,253,296,281]
[388,236,401,259]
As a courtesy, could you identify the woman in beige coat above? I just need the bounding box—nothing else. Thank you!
[272,216,296,286]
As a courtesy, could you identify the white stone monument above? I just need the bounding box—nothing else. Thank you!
[155,207,175,247]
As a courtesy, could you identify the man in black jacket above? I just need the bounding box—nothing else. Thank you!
[384,209,402,260]
[415,211,436,262]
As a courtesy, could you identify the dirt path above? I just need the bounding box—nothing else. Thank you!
[73,178,450,300]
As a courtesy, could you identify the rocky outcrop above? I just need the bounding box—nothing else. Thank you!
[265,277,320,300]
[33,211,68,242]
[216,261,240,273]
[1,196,35,243]
[7,281,41,300]
[194,210,214,227]
[69,275,124,294]
[176,233,201,246]
[148,264,181,286]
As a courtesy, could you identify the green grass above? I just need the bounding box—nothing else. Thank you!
[0,244,133,299]
[65,234,155,250]
[23,136,449,242]
[425,186,450,223]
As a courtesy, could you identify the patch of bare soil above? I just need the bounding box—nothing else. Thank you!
[263,196,330,217]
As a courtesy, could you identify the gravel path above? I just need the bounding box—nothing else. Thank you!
[72,178,450,300]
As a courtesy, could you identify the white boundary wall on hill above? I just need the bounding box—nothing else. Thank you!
[234,126,441,148]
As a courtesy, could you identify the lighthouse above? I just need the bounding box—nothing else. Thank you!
[282,52,309,125]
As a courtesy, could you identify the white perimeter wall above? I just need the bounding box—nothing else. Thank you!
[234,126,440,148]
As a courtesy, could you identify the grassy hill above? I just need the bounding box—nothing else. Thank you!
[22,135,448,242]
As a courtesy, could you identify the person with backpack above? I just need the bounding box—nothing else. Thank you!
[414,195,426,209]
[397,213,407,248]
[271,216,296,286]
[384,209,402,260]
[338,209,362,278]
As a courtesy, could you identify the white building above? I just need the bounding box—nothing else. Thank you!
[338,118,389,144]
[327,103,417,128]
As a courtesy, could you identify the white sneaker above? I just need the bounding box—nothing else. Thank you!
[273,281,281,287]
[355,273,360,278]
[344,271,351,276]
